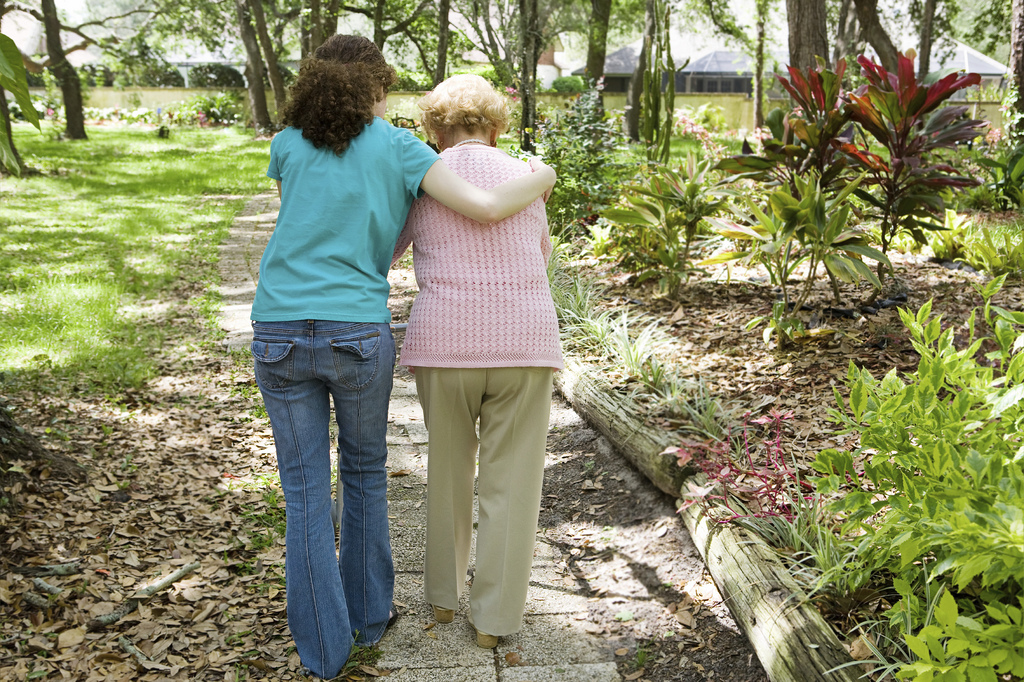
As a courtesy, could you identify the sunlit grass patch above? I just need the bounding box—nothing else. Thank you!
[0,124,272,391]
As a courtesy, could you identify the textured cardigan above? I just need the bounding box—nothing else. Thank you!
[392,145,564,370]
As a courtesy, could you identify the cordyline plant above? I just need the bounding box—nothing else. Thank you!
[836,53,985,288]
[716,58,852,196]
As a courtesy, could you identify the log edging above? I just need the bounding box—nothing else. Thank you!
[554,355,859,682]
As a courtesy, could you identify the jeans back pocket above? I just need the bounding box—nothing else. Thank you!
[330,331,381,389]
[252,339,295,389]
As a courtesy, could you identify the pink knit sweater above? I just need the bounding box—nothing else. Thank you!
[392,145,563,369]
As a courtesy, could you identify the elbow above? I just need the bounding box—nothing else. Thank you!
[470,198,503,224]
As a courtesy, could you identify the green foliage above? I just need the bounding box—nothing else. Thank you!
[0,126,270,391]
[838,53,986,265]
[167,92,243,126]
[705,175,888,345]
[536,87,626,239]
[391,68,430,92]
[963,228,1024,279]
[549,76,586,94]
[976,142,1024,209]
[188,63,245,88]
[927,209,974,263]
[0,31,41,175]
[813,278,1024,679]
[604,155,731,295]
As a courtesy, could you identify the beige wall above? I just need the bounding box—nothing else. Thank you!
[29,86,1008,134]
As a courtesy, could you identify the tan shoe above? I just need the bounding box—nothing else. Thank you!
[475,629,498,648]
[466,611,499,648]
[432,605,454,623]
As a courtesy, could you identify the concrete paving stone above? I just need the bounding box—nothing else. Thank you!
[375,601,494,669]
[499,662,621,682]
[494,614,617,666]
[385,666,498,682]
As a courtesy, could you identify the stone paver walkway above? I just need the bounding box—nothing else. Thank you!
[217,193,622,681]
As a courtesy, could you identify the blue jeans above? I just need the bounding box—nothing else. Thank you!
[251,320,395,679]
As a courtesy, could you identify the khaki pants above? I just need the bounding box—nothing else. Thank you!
[415,366,553,636]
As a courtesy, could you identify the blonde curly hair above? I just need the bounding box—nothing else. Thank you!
[418,75,510,145]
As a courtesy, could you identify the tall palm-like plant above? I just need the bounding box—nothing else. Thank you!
[836,53,985,288]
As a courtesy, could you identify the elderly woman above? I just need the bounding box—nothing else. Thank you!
[392,74,563,648]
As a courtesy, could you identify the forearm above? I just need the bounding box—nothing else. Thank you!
[420,160,555,224]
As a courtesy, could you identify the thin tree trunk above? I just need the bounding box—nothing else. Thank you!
[519,0,540,152]
[626,0,655,141]
[1012,0,1024,137]
[918,0,936,78]
[249,0,286,119]
[309,0,324,54]
[433,0,450,85]
[40,0,86,140]
[754,5,766,129]
[235,0,272,133]
[585,0,612,83]
[322,0,340,41]
[833,0,858,66]
[853,0,898,71]
[0,1,23,174]
[0,95,21,175]
[785,0,829,70]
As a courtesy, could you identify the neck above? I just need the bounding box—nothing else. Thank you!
[444,130,492,150]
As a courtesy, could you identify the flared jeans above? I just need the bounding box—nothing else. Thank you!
[252,320,395,679]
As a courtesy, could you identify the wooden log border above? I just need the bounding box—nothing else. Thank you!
[554,355,859,682]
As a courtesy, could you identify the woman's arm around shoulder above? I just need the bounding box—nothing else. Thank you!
[419,157,555,224]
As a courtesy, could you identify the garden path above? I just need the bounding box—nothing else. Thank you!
[217,194,765,682]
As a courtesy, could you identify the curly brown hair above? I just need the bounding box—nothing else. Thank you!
[281,35,397,155]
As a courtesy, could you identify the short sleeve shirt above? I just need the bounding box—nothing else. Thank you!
[252,120,438,322]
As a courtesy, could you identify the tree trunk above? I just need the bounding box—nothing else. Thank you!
[322,0,340,43]
[785,0,829,70]
[249,0,286,119]
[585,0,613,83]
[0,94,22,175]
[0,401,84,484]
[0,1,23,175]
[853,0,898,71]
[832,0,858,67]
[40,0,86,140]
[519,0,540,152]
[309,0,324,55]
[753,3,766,129]
[1012,0,1024,137]
[235,0,272,133]
[626,0,655,142]
[433,0,451,85]
[918,0,936,78]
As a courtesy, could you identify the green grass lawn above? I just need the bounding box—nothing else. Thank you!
[0,124,272,391]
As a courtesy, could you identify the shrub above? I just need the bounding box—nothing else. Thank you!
[188,64,245,88]
[165,92,241,126]
[838,53,986,282]
[604,155,731,295]
[813,278,1024,680]
[535,86,627,239]
[391,69,430,92]
[549,76,585,94]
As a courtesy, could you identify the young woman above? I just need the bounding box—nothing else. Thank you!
[251,38,555,679]
[393,74,563,649]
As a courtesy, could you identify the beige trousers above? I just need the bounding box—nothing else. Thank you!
[415,366,553,636]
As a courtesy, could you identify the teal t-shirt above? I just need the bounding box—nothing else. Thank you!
[252,120,438,322]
